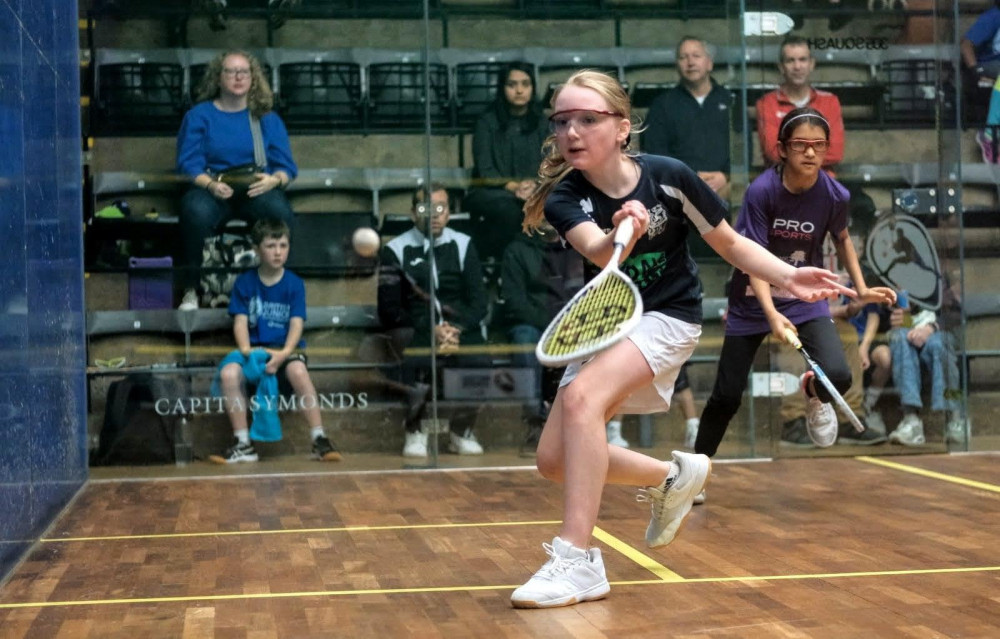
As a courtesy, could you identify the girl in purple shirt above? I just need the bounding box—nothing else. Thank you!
[696,107,895,463]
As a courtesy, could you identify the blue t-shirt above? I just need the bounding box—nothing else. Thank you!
[966,8,1000,64]
[725,167,849,336]
[176,101,298,179]
[544,154,727,324]
[228,268,307,348]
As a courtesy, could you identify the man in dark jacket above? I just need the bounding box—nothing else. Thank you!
[377,184,488,458]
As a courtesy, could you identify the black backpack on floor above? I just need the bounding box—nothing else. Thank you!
[92,373,176,466]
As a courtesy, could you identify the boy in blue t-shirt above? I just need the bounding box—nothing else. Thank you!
[209,219,342,464]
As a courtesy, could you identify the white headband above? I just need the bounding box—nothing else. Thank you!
[780,113,829,137]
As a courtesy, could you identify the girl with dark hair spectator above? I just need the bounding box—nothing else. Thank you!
[175,50,297,310]
[694,107,895,471]
[464,62,548,262]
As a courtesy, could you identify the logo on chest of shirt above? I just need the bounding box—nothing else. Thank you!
[771,218,815,241]
[580,198,594,217]
[647,203,669,239]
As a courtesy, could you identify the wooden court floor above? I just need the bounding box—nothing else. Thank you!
[1,453,998,638]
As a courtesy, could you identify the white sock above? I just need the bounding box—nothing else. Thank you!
[235,428,250,445]
[310,426,325,441]
[686,417,700,430]
[607,420,622,429]
[864,388,882,411]
[660,464,680,489]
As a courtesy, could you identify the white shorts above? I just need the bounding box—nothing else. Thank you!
[559,311,702,414]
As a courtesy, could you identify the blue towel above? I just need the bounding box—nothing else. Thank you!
[211,349,283,442]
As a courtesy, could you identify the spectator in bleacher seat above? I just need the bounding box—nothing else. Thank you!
[639,35,732,449]
[961,1,1000,85]
[641,36,732,200]
[500,219,585,456]
[464,62,548,263]
[209,218,342,465]
[377,184,489,458]
[756,35,844,170]
[883,293,967,447]
[175,50,297,311]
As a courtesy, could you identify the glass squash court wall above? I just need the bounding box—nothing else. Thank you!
[77,0,984,483]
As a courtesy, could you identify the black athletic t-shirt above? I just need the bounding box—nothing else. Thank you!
[544,154,727,324]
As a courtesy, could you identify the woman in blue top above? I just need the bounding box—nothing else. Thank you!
[696,107,896,465]
[510,72,854,609]
[176,50,298,311]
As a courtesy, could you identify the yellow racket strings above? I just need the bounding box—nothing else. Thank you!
[543,274,636,358]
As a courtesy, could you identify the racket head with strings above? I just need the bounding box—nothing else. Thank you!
[784,329,866,433]
[536,223,643,367]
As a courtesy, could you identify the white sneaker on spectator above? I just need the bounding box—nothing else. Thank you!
[178,288,199,311]
[684,417,700,449]
[510,537,610,608]
[889,413,925,446]
[449,429,483,455]
[865,411,887,436]
[637,450,711,548]
[946,418,968,444]
[403,430,428,457]
[693,489,706,505]
[606,421,629,448]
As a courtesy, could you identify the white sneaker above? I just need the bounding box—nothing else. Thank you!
[693,489,706,505]
[403,430,428,457]
[637,450,711,548]
[510,537,610,608]
[805,397,838,448]
[946,418,968,444]
[865,411,887,436]
[178,288,199,311]
[449,430,483,455]
[606,421,629,448]
[684,418,699,449]
[889,413,925,446]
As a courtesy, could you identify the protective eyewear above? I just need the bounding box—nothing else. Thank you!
[415,203,448,218]
[222,68,251,78]
[785,138,829,153]
[549,109,622,133]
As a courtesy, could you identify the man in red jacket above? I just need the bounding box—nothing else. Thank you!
[756,35,845,170]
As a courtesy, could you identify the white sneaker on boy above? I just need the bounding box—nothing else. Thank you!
[889,413,926,446]
[510,537,610,608]
[637,450,711,548]
[606,421,629,448]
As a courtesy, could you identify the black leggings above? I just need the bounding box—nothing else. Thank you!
[695,317,851,457]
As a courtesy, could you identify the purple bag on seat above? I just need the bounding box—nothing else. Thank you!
[128,256,173,310]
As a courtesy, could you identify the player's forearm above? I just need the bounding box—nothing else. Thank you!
[721,232,797,293]
[748,275,780,319]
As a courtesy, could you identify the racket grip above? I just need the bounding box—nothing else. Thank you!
[613,220,634,247]
[783,328,801,349]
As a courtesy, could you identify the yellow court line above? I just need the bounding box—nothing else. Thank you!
[592,526,683,582]
[41,520,563,543]
[856,455,1000,494]
[3,565,998,610]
